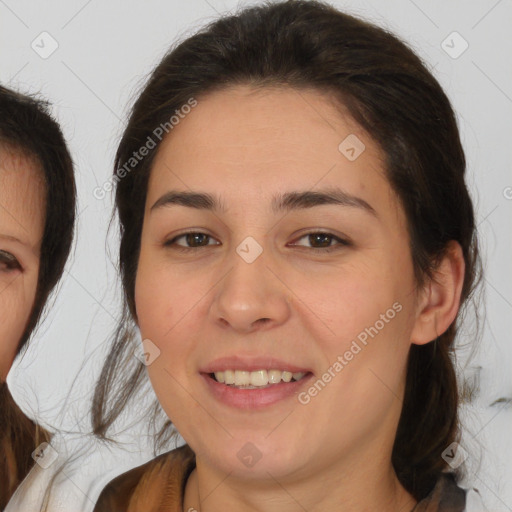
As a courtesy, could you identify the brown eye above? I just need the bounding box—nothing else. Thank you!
[0,250,22,272]
[291,231,351,252]
[163,231,220,251]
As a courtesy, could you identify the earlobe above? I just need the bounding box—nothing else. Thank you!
[410,241,465,346]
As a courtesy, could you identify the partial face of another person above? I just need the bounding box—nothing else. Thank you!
[134,85,445,482]
[0,148,45,380]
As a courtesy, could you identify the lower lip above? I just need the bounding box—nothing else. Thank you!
[201,372,314,409]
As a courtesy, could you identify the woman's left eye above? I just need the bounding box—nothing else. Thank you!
[163,231,350,253]
[0,250,22,272]
[291,232,351,252]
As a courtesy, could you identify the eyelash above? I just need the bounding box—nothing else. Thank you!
[0,250,22,272]
[163,230,351,253]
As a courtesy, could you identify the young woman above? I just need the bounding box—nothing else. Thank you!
[0,85,76,509]
[91,1,484,510]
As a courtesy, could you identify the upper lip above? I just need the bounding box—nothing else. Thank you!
[200,355,311,374]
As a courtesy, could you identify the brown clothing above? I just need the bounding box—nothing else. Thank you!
[93,444,467,512]
[93,444,196,512]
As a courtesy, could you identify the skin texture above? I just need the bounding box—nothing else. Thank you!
[0,148,45,381]
[134,85,465,512]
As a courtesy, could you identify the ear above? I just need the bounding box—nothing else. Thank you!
[410,240,465,345]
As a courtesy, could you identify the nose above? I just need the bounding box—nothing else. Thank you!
[209,244,291,334]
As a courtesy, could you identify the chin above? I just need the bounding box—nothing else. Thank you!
[195,433,306,479]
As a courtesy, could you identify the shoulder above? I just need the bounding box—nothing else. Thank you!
[4,463,48,512]
[93,443,195,512]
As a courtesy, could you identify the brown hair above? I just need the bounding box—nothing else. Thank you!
[92,0,481,501]
[0,84,76,508]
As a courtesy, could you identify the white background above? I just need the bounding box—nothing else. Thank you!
[1,0,511,509]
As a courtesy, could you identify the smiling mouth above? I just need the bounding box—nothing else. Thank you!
[207,369,310,389]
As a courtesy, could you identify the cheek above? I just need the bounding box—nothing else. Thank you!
[300,257,415,402]
[134,257,188,342]
[134,269,160,337]
[0,314,20,379]
[297,298,413,455]
[298,259,408,346]
[134,253,198,388]
[0,274,38,379]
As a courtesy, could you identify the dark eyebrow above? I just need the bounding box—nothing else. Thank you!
[0,233,40,257]
[150,187,377,217]
[0,234,26,245]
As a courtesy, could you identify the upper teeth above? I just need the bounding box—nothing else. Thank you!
[214,369,306,387]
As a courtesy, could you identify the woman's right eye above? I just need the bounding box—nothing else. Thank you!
[0,250,22,272]
[163,232,220,252]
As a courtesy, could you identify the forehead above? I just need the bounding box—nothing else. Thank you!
[147,85,401,220]
[0,146,46,250]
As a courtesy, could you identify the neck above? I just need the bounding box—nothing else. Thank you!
[183,449,417,512]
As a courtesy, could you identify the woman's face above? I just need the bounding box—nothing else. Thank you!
[135,85,426,481]
[0,148,45,380]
